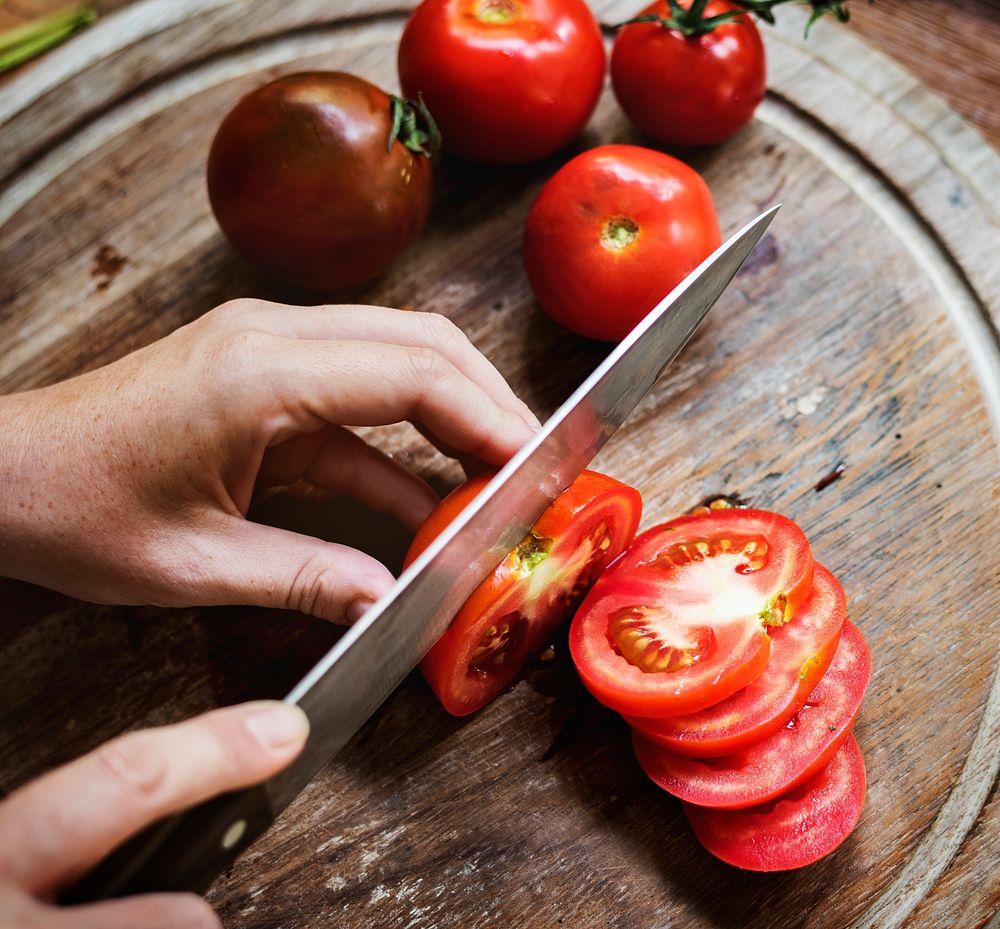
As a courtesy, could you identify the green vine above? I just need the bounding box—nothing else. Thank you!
[0,5,96,74]
[614,0,858,38]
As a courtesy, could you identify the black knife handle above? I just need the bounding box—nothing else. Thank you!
[60,783,275,903]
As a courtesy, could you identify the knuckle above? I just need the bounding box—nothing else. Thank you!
[405,346,453,393]
[286,553,337,619]
[96,731,168,808]
[206,298,254,328]
[417,311,466,348]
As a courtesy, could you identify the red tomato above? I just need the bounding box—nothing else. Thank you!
[570,508,814,717]
[404,470,642,716]
[207,72,434,290]
[611,1,766,146]
[628,564,846,756]
[522,144,721,342]
[684,733,867,870]
[398,0,605,164]
[632,619,871,809]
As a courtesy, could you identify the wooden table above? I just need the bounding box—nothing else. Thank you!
[2,3,1000,929]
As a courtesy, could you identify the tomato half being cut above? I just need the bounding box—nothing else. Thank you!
[627,564,846,757]
[684,733,867,871]
[570,509,814,717]
[632,620,871,809]
[404,470,642,716]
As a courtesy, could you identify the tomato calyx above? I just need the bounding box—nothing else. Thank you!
[513,531,553,574]
[601,217,640,252]
[388,94,441,157]
[473,0,520,24]
[612,0,852,39]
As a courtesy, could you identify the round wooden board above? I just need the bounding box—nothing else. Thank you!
[1,2,999,928]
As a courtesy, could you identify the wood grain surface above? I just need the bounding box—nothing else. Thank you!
[1,2,999,928]
[4,0,1000,149]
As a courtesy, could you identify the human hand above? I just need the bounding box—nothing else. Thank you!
[0,700,309,928]
[0,301,539,622]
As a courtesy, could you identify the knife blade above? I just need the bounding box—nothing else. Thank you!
[63,204,778,902]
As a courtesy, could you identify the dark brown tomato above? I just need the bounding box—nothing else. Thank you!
[207,72,433,291]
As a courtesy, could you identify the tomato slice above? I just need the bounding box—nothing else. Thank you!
[627,564,846,756]
[684,733,867,871]
[404,470,642,716]
[632,620,871,809]
[569,509,814,717]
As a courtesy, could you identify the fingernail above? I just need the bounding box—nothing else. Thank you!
[244,701,310,752]
[345,597,376,624]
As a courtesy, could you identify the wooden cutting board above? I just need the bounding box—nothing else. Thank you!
[1,2,999,927]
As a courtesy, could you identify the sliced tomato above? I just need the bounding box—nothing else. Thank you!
[684,733,867,871]
[632,620,871,809]
[404,470,641,716]
[627,564,846,756]
[569,509,814,717]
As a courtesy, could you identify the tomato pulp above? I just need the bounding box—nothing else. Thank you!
[522,145,721,342]
[405,470,642,715]
[398,0,605,164]
[632,619,871,809]
[570,509,814,717]
[611,1,766,146]
[628,564,846,756]
[684,733,867,870]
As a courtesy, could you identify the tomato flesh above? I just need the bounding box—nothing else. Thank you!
[569,509,814,717]
[632,619,871,809]
[628,564,846,756]
[684,733,867,871]
[405,470,641,715]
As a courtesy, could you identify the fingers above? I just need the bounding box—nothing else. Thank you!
[197,514,396,623]
[220,301,539,430]
[259,426,439,532]
[53,893,221,929]
[260,337,535,465]
[0,702,309,895]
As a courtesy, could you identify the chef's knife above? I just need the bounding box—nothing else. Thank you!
[64,204,778,902]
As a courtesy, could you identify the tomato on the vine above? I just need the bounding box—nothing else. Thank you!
[207,72,436,290]
[523,144,721,342]
[632,620,871,809]
[611,0,766,147]
[684,733,866,870]
[627,564,846,757]
[569,508,814,717]
[404,470,642,716]
[398,0,605,165]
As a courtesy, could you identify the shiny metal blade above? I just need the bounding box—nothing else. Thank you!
[271,205,779,812]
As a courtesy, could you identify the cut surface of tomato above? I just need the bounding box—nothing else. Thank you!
[684,733,867,871]
[404,470,642,716]
[632,620,871,809]
[569,509,814,717]
[628,564,846,756]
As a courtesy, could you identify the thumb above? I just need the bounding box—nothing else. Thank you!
[194,516,396,623]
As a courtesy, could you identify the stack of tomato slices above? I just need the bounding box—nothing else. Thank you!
[569,507,872,871]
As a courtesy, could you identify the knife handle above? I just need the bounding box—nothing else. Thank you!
[60,783,275,903]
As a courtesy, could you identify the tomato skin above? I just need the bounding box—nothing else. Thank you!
[398,0,605,165]
[207,72,432,290]
[405,471,642,716]
[611,1,766,147]
[627,564,846,757]
[684,733,867,871]
[632,619,871,809]
[522,144,721,342]
[570,508,814,717]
